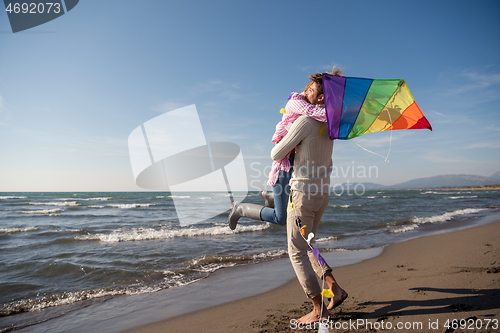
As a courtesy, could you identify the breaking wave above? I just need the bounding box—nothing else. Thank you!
[106,203,156,209]
[0,227,38,234]
[75,223,272,242]
[447,195,478,199]
[17,208,63,216]
[29,201,80,207]
[388,208,488,233]
[0,248,287,319]
[56,197,112,201]
[412,208,487,224]
[0,284,163,317]
[314,236,337,243]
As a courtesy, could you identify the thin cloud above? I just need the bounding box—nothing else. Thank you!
[192,80,241,95]
[486,125,500,132]
[429,112,472,124]
[354,136,391,148]
[153,80,247,116]
[442,68,500,96]
[465,141,500,149]
[194,79,224,92]
[153,101,189,113]
[461,70,500,87]
[297,63,343,75]
[15,126,129,157]
[189,79,253,107]
[422,109,473,125]
[151,80,246,114]
[242,154,273,160]
[420,151,467,164]
[352,131,411,148]
[428,109,444,117]
[0,94,8,126]
[205,132,249,142]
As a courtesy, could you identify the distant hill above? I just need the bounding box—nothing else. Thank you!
[491,170,500,180]
[390,174,500,189]
[332,182,387,191]
[358,182,387,190]
[331,171,500,190]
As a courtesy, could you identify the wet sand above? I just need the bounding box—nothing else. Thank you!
[124,221,500,333]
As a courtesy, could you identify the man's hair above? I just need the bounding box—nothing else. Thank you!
[306,66,343,96]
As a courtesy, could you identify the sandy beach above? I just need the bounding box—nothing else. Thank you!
[124,221,500,333]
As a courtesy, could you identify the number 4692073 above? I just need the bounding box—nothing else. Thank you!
[444,318,498,330]
[5,3,62,14]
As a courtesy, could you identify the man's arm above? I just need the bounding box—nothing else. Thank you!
[271,116,311,161]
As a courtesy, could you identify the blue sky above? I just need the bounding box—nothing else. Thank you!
[1,0,499,191]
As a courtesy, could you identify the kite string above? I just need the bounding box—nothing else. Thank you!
[355,108,393,163]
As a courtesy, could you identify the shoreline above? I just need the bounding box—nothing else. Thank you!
[15,248,384,333]
[124,219,500,333]
[12,213,500,333]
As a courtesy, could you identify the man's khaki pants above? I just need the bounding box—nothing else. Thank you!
[287,190,331,298]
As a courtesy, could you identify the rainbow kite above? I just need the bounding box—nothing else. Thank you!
[322,74,432,140]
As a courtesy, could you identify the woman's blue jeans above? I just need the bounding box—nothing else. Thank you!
[260,167,293,226]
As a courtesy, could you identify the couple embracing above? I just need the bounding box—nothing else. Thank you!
[228,68,348,324]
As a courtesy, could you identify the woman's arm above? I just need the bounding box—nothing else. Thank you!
[285,93,326,122]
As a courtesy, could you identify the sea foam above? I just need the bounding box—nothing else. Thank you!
[106,203,156,209]
[412,208,487,224]
[18,208,63,215]
[0,227,39,234]
[29,201,79,206]
[76,223,272,242]
[389,208,488,233]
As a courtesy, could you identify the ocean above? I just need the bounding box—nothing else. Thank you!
[1,189,499,332]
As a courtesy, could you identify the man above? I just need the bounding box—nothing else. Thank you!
[270,72,347,323]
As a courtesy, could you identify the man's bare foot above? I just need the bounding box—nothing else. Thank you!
[327,288,348,310]
[298,294,329,324]
[323,272,348,310]
[298,309,329,324]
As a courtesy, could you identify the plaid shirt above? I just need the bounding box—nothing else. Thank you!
[267,92,327,186]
